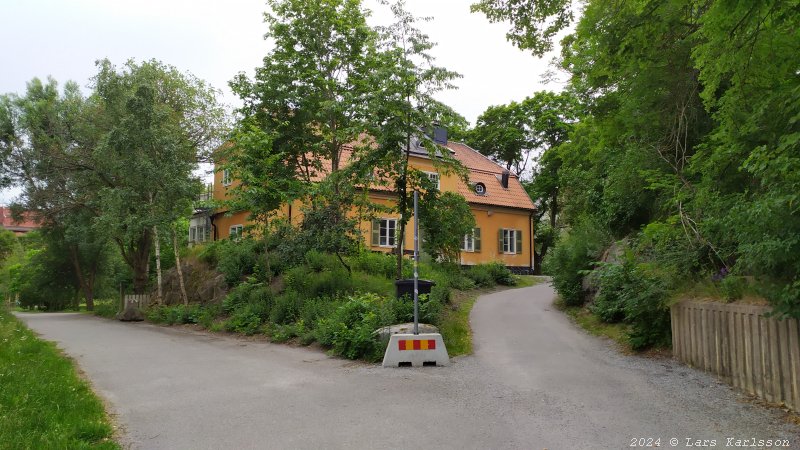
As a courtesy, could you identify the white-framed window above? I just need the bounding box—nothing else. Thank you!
[462,227,481,252]
[371,218,398,247]
[189,226,197,243]
[229,224,243,239]
[222,168,232,186]
[500,229,523,254]
[196,225,206,242]
[423,171,440,189]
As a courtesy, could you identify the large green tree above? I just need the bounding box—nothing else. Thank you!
[228,0,382,265]
[3,62,226,296]
[89,59,226,294]
[1,78,109,309]
[363,0,463,278]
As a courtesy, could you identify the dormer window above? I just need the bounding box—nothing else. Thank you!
[474,182,486,195]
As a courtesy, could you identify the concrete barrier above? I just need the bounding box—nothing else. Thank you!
[382,333,450,367]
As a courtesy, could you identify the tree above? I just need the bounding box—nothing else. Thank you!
[470,0,574,57]
[228,0,382,268]
[426,99,471,141]
[11,231,80,311]
[1,78,108,309]
[364,0,463,278]
[468,101,532,173]
[419,191,475,262]
[90,59,226,294]
[475,0,800,317]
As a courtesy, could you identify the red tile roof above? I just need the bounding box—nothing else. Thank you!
[222,137,535,212]
[0,207,40,233]
[446,141,535,211]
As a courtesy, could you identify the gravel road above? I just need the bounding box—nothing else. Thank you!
[17,282,799,450]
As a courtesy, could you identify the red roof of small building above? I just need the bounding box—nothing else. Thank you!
[0,207,40,234]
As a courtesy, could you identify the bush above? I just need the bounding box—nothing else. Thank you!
[466,264,495,288]
[224,303,266,335]
[719,275,747,301]
[285,265,353,299]
[352,272,394,297]
[314,293,394,361]
[146,304,203,325]
[622,265,672,350]
[304,250,341,273]
[590,262,630,323]
[463,262,516,288]
[544,220,610,306]
[93,300,118,318]
[270,291,303,325]
[299,297,343,326]
[388,293,443,326]
[349,251,411,279]
[215,238,265,286]
[484,262,516,286]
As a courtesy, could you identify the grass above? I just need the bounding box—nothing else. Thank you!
[439,291,477,356]
[554,298,630,349]
[514,275,548,288]
[0,308,119,449]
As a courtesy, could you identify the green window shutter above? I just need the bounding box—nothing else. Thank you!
[372,220,380,246]
[515,229,523,254]
[498,229,504,253]
[474,228,481,252]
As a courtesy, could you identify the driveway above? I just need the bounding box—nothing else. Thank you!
[17,283,799,449]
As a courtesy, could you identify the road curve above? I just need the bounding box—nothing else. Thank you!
[17,283,799,450]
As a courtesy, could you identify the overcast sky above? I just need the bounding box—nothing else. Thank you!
[0,0,567,203]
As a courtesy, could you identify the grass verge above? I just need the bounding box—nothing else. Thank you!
[0,309,119,449]
[564,305,629,344]
[438,291,477,357]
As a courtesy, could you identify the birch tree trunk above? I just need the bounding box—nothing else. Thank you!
[153,225,163,303]
[172,225,189,305]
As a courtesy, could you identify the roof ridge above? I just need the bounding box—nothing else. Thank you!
[449,141,518,176]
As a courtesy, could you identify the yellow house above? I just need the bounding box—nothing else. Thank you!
[197,134,536,273]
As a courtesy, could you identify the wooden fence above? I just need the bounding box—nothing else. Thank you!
[671,300,800,411]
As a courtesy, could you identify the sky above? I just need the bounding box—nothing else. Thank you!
[0,0,567,203]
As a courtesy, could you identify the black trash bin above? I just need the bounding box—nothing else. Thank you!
[394,279,436,299]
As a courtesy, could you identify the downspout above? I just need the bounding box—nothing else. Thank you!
[529,211,534,274]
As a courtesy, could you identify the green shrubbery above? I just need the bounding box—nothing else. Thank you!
[543,221,610,307]
[139,241,526,360]
[549,231,674,350]
[464,262,516,288]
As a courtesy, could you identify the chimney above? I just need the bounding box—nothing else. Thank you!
[501,169,510,189]
[433,126,448,145]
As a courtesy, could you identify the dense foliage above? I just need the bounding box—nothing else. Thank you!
[147,235,517,360]
[473,0,800,327]
[1,60,226,301]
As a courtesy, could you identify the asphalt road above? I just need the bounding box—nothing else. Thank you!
[17,283,800,450]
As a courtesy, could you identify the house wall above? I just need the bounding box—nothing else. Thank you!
[210,154,534,270]
[460,205,533,268]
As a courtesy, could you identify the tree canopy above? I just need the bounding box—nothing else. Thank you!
[475,0,800,317]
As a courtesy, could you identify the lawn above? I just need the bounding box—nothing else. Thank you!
[0,309,119,450]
